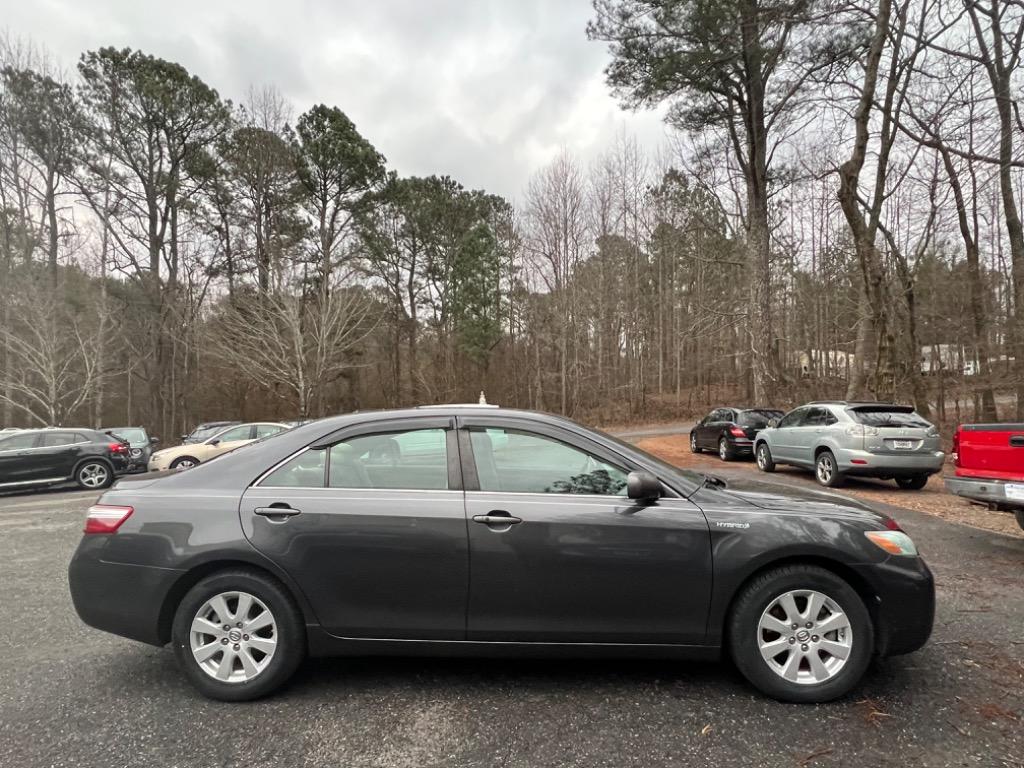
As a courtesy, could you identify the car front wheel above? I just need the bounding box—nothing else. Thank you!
[689,433,701,453]
[170,456,199,470]
[815,450,843,487]
[172,569,305,701]
[728,564,873,703]
[756,443,775,473]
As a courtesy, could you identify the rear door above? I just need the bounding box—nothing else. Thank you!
[36,431,89,480]
[459,416,712,644]
[239,416,469,640]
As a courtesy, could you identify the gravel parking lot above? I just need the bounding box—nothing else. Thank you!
[1,460,1022,768]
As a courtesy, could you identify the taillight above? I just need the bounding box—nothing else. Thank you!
[729,426,746,437]
[84,504,133,534]
[108,442,128,453]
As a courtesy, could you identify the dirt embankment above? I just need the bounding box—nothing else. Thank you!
[637,435,1024,539]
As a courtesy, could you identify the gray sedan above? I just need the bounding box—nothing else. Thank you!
[68,406,934,704]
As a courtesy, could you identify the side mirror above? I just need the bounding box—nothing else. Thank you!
[180,435,188,441]
[209,439,221,447]
[768,418,780,428]
[150,436,160,445]
[627,471,662,502]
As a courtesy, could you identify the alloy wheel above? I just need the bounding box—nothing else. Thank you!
[757,446,768,470]
[816,455,834,484]
[719,439,728,460]
[757,589,852,685]
[78,463,109,488]
[690,434,698,452]
[189,591,278,683]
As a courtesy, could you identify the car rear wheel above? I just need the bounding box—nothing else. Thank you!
[170,456,199,470]
[756,443,775,473]
[689,433,701,453]
[719,437,735,462]
[895,475,929,490]
[815,450,844,487]
[728,564,873,703]
[172,569,305,702]
[76,461,112,490]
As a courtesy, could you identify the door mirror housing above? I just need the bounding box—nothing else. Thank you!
[627,471,662,501]
[209,438,221,447]
[150,436,160,445]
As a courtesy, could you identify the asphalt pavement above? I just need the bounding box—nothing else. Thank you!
[1,458,1022,768]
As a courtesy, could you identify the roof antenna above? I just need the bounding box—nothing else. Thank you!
[479,391,487,405]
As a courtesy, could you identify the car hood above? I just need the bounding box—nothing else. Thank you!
[709,473,887,520]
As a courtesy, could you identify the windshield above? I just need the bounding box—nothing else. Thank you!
[737,410,784,428]
[848,408,931,428]
[108,428,147,446]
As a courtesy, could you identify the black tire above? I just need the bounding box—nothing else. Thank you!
[1014,509,1024,532]
[719,437,735,462]
[170,456,200,470]
[815,450,844,488]
[689,433,701,453]
[728,564,874,704]
[895,475,928,491]
[171,569,306,702]
[755,443,776,473]
[75,460,114,490]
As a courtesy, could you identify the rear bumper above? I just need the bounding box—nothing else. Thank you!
[851,557,935,656]
[835,448,945,477]
[68,537,182,646]
[728,437,754,454]
[944,475,1024,509]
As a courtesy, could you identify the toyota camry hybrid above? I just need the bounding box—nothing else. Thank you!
[68,406,934,703]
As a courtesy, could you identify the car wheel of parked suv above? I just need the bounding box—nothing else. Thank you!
[815,450,843,488]
[172,569,305,702]
[895,475,928,491]
[76,461,112,490]
[728,564,873,703]
[718,437,734,462]
[756,443,775,473]
[689,433,700,453]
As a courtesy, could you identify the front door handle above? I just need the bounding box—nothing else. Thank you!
[472,511,522,526]
[254,505,301,521]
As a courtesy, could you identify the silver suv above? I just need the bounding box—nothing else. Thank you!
[754,402,944,489]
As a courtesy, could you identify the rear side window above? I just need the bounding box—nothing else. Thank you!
[40,432,80,447]
[848,408,930,428]
[469,428,628,495]
[330,428,449,490]
[803,408,838,427]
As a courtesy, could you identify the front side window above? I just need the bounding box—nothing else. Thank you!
[260,449,327,487]
[778,409,805,429]
[255,424,285,438]
[214,425,253,443]
[0,433,38,450]
[469,428,628,496]
[330,428,449,490]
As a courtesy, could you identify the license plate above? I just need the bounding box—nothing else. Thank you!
[892,440,914,449]
[1006,483,1024,501]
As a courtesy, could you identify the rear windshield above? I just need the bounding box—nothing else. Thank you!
[737,410,784,428]
[848,408,931,428]
[108,428,146,445]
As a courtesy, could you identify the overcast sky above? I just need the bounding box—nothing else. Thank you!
[2,0,670,200]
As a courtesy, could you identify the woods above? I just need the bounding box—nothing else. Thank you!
[2,0,1024,438]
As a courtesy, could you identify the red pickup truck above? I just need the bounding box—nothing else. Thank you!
[944,423,1024,531]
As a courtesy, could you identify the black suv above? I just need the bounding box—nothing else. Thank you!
[0,428,132,491]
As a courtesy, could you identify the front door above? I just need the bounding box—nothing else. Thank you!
[0,432,42,486]
[460,418,712,645]
[239,418,469,640]
[771,407,808,462]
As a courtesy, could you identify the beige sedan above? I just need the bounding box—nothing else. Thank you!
[148,422,290,471]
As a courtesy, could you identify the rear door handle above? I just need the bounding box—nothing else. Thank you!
[472,512,522,526]
[254,506,301,521]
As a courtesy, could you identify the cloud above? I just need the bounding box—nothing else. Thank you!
[1,0,669,200]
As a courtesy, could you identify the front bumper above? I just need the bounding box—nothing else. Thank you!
[944,475,1024,510]
[851,556,935,656]
[68,537,182,646]
[834,448,945,477]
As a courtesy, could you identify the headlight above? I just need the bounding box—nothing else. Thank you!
[865,530,918,556]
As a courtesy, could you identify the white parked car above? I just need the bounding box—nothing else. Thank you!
[148,422,290,471]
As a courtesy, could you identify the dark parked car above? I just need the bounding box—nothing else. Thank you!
[0,428,132,491]
[181,421,241,445]
[690,407,785,461]
[104,426,160,473]
[69,406,933,704]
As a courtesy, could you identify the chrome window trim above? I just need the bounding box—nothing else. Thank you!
[0,440,89,454]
